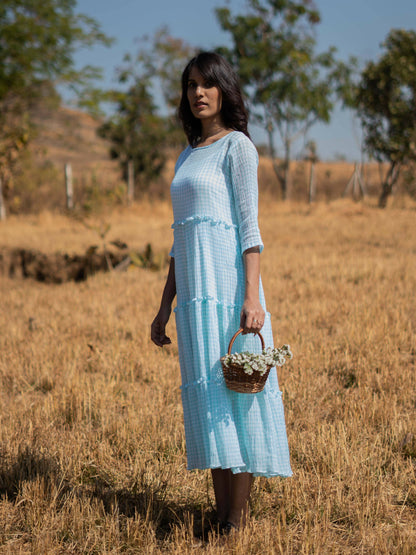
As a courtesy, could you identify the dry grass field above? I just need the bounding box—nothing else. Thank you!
[0,198,415,553]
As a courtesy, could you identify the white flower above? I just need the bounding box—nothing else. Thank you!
[222,344,293,376]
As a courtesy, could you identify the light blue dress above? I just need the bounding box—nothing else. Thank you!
[170,131,292,478]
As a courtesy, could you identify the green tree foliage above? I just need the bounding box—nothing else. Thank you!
[131,27,196,149]
[355,29,416,207]
[139,28,196,114]
[216,0,353,199]
[98,80,166,191]
[99,29,195,193]
[0,0,112,205]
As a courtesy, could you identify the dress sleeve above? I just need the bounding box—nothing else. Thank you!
[228,135,264,254]
[169,147,190,259]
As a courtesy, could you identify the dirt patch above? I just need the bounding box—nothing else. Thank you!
[0,243,167,284]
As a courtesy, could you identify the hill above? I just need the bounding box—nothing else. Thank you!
[9,104,386,213]
[10,105,128,213]
[30,104,121,184]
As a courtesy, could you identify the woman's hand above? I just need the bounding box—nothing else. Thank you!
[151,305,172,347]
[151,257,176,347]
[240,298,265,334]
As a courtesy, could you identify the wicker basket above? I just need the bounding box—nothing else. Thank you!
[220,328,271,394]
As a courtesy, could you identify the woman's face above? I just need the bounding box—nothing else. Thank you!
[186,66,222,121]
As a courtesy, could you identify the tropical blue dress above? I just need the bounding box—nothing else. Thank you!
[170,131,292,477]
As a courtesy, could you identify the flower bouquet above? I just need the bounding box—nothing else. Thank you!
[221,329,293,393]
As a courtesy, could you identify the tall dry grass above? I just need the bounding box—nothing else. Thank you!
[0,199,415,554]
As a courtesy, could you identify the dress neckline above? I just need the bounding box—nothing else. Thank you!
[191,131,237,150]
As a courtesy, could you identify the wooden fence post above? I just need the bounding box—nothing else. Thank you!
[0,177,6,221]
[308,161,316,203]
[65,163,74,210]
[127,160,134,204]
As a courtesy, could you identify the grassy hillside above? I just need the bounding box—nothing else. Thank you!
[0,200,415,553]
[6,105,392,214]
[30,105,120,179]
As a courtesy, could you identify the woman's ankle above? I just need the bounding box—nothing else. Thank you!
[227,506,250,528]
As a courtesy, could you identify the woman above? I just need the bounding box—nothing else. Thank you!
[151,52,292,533]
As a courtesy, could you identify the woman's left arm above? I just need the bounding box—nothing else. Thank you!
[228,136,265,334]
[240,246,265,334]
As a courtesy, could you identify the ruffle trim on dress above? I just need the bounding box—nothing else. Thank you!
[181,374,283,399]
[174,295,239,313]
[171,215,237,230]
[193,463,292,478]
[180,375,224,391]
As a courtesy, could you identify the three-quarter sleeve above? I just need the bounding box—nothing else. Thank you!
[228,135,264,254]
[169,151,190,259]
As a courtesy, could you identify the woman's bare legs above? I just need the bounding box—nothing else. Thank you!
[228,472,253,527]
[211,469,253,528]
[211,468,231,523]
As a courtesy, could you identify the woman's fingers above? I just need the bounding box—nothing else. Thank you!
[251,317,264,330]
[152,334,171,347]
[240,310,265,334]
[151,319,171,347]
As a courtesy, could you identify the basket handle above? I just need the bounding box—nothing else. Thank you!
[227,328,265,355]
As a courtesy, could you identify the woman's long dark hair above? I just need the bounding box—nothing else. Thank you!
[178,52,250,147]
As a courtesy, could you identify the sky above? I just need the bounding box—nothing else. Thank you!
[73,0,416,161]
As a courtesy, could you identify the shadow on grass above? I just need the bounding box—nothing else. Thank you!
[96,486,217,541]
[0,445,60,502]
[0,445,217,542]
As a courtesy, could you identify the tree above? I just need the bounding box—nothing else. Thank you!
[355,29,416,207]
[98,80,167,193]
[139,28,196,116]
[141,28,196,148]
[216,0,353,199]
[98,29,195,194]
[0,0,112,214]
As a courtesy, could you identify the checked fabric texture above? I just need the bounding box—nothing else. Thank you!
[170,131,292,477]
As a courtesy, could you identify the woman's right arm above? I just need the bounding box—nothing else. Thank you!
[151,257,176,347]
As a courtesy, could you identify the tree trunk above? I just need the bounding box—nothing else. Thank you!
[378,181,392,208]
[281,139,291,201]
[266,118,287,200]
[127,160,134,204]
[378,162,399,208]
[0,176,6,221]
